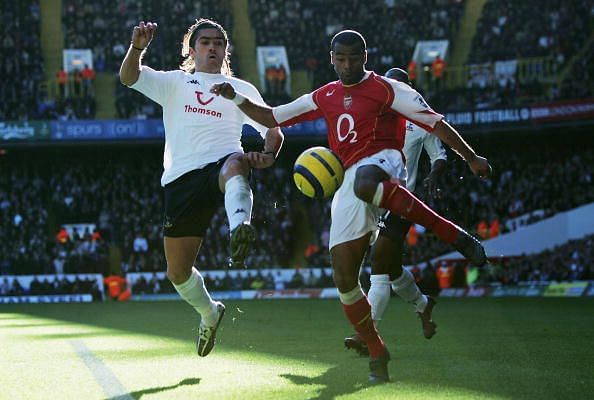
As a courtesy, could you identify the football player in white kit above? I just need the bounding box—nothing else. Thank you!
[119,18,283,357]
[345,67,449,356]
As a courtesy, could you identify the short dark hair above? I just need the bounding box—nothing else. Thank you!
[330,30,366,52]
[385,67,411,85]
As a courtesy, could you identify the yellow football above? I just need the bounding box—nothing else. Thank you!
[293,146,344,199]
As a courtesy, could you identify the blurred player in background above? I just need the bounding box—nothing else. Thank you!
[119,18,283,357]
[345,67,448,356]
[210,30,490,383]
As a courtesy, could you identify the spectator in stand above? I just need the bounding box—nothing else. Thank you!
[56,68,68,98]
[431,55,445,90]
[104,273,131,301]
[81,64,96,96]
[407,59,417,82]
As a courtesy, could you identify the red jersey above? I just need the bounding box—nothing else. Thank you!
[272,71,443,168]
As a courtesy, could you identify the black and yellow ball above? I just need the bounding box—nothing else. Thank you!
[293,146,344,199]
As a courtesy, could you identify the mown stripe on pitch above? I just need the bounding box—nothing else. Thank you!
[294,165,324,198]
[70,340,133,400]
[310,151,336,177]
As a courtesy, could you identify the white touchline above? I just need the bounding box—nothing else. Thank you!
[70,340,133,400]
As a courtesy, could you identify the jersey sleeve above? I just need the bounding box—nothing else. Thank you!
[235,80,270,139]
[423,133,447,164]
[387,79,444,131]
[129,66,176,105]
[272,92,323,127]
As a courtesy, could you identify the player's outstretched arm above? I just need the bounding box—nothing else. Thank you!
[210,83,277,128]
[119,21,157,86]
[432,119,492,178]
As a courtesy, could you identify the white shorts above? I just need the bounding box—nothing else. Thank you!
[329,149,407,250]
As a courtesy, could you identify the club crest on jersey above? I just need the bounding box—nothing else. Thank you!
[343,95,353,110]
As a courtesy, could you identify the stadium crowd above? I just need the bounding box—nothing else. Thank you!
[0,1,44,122]
[470,0,591,64]
[3,0,592,122]
[249,0,464,88]
[0,274,103,300]
[62,0,234,119]
[110,233,594,296]
[0,149,294,277]
[1,138,592,279]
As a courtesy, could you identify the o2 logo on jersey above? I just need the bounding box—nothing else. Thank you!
[336,113,358,143]
[195,91,215,106]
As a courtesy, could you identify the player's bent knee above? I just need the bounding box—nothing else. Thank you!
[223,155,250,178]
[166,268,190,285]
[353,179,376,203]
[333,274,359,294]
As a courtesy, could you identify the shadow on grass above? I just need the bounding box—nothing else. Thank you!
[5,299,594,400]
[107,377,201,400]
[281,365,379,400]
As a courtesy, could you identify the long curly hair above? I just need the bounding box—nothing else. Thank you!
[180,18,233,77]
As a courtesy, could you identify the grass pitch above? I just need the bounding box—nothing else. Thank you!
[1,298,593,400]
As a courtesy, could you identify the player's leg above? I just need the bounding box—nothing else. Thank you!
[331,237,390,383]
[354,151,487,266]
[164,236,225,357]
[219,153,256,267]
[330,165,390,383]
[374,214,437,338]
[163,166,226,356]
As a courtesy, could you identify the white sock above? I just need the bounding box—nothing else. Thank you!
[368,274,391,324]
[173,267,218,326]
[338,285,364,305]
[391,268,428,313]
[224,175,253,231]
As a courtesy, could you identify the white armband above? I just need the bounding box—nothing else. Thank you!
[232,92,247,106]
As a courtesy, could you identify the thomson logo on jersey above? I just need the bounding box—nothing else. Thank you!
[195,91,215,105]
[184,104,222,118]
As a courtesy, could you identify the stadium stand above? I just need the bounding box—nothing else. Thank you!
[433,0,594,110]
[0,1,45,121]
[2,228,592,298]
[0,148,294,275]
[1,1,593,299]
[62,0,234,119]
[249,0,464,88]
[469,0,591,63]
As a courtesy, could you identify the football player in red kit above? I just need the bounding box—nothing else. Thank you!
[211,30,490,383]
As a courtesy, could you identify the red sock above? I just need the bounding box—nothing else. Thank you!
[379,180,459,244]
[343,297,385,358]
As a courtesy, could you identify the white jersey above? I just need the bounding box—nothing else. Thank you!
[131,67,268,186]
[403,121,447,191]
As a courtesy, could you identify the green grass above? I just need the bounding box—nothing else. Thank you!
[1,298,593,399]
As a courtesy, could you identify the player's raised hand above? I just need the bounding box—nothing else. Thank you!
[210,82,237,100]
[132,21,158,49]
[468,155,492,179]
